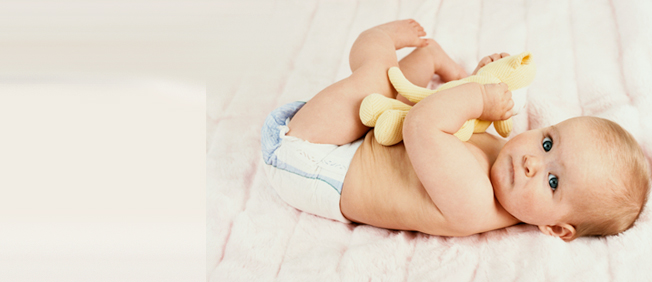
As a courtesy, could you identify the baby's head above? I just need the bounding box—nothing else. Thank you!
[491,116,650,241]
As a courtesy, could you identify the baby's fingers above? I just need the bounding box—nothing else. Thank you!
[497,82,509,93]
[503,99,515,119]
[499,90,514,120]
[501,110,513,120]
[489,53,502,61]
[478,56,492,66]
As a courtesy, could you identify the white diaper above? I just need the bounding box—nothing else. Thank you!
[261,102,362,223]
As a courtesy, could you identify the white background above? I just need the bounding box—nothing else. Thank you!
[0,0,240,280]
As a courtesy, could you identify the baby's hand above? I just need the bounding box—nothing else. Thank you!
[471,53,510,75]
[480,83,513,121]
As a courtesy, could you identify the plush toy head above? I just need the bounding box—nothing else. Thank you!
[477,52,535,91]
[359,52,536,146]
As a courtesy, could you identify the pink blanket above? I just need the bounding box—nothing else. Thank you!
[209,0,652,280]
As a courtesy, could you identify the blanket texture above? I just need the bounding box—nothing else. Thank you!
[210,0,652,280]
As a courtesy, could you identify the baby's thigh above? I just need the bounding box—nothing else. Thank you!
[287,66,394,145]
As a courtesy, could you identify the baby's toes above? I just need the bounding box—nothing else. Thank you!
[417,38,429,47]
[412,23,426,37]
[409,19,424,29]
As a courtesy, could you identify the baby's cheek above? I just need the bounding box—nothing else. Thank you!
[514,189,542,223]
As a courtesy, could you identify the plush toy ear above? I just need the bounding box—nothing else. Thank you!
[503,52,536,91]
[509,52,532,69]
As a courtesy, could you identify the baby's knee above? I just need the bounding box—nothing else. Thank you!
[418,39,444,59]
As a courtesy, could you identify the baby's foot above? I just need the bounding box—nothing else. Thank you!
[427,39,467,82]
[375,19,428,50]
[471,53,510,75]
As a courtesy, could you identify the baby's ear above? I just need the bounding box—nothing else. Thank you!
[538,224,577,241]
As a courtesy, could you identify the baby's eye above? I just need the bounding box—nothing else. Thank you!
[548,174,558,191]
[542,136,553,152]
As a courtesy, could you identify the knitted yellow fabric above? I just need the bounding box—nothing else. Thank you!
[360,93,412,127]
[360,51,536,146]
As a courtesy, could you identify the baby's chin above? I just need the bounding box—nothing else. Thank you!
[490,157,516,211]
[490,156,510,194]
[490,167,506,199]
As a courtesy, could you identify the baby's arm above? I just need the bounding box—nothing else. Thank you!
[403,83,515,236]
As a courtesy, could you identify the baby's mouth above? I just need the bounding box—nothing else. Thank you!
[510,156,515,185]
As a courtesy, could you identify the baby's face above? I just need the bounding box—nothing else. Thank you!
[490,117,605,227]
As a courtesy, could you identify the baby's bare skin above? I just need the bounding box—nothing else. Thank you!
[284,20,641,241]
[288,19,464,145]
[342,130,513,234]
[341,55,517,235]
[337,21,518,235]
[290,20,519,236]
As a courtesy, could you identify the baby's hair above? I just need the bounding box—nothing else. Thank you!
[568,117,650,239]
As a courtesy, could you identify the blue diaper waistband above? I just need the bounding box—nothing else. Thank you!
[261,101,306,165]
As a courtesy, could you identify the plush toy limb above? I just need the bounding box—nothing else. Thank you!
[360,93,412,127]
[374,109,408,146]
[453,119,493,141]
[453,119,476,141]
[494,119,513,138]
[473,119,492,133]
[479,52,535,90]
[387,67,436,103]
[365,52,535,146]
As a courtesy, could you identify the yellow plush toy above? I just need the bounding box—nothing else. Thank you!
[359,51,536,146]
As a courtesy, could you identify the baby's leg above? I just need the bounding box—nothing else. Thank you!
[396,39,467,105]
[287,19,428,145]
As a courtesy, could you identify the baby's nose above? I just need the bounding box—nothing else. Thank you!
[523,155,541,177]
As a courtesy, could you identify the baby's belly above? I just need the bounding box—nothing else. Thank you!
[340,131,443,232]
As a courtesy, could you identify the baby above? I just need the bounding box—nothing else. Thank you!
[261,19,650,241]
